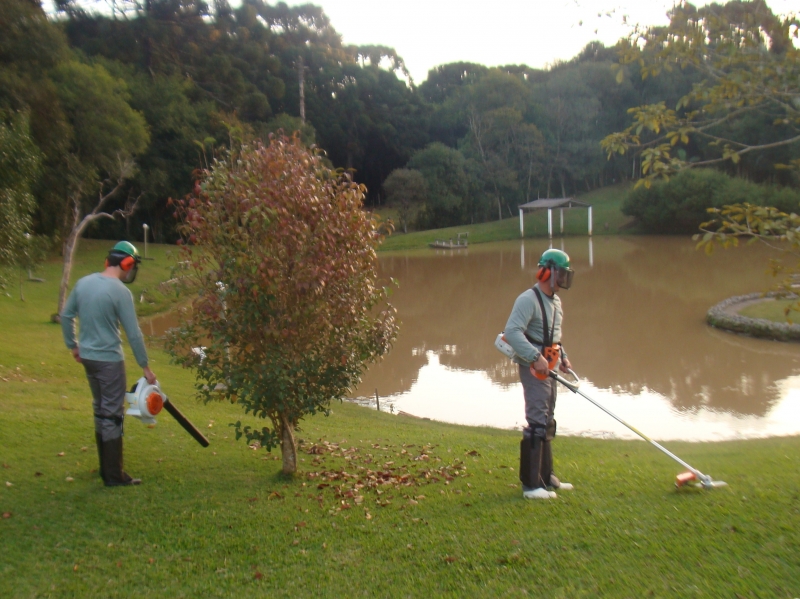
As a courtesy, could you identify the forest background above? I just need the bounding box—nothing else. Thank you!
[1,0,799,249]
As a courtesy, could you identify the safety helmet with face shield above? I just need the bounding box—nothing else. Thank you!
[107,241,141,284]
[537,248,574,290]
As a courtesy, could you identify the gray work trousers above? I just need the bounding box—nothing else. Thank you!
[83,359,127,442]
[519,364,556,429]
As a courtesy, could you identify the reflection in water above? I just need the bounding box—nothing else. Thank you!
[143,237,800,441]
[350,237,800,441]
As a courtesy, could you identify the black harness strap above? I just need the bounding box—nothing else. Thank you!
[532,287,555,348]
[94,413,123,426]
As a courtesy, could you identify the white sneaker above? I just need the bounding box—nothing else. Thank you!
[549,474,574,491]
[523,487,557,499]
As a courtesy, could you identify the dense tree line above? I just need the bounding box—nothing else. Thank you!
[1,0,797,244]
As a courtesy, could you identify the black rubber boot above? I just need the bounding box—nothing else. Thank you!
[95,432,106,483]
[101,436,141,487]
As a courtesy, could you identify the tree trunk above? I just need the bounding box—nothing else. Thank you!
[298,57,306,124]
[56,228,81,321]
[280,413,297,474]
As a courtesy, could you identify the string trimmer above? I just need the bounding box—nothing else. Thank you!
[550,369,727,490]
[126,378,210,447]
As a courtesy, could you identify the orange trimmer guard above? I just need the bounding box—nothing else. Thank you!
[675,471,697,488]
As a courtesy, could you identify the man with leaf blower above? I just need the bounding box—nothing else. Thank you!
[504,249,574,499]
[61,241,156,487]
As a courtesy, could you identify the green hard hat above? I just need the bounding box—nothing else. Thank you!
[538,248,570,269]
[111,240,140,260]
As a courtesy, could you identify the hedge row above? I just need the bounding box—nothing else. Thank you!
[623,169,800,234]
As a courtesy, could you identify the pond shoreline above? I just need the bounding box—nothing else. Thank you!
[707,292,800,342]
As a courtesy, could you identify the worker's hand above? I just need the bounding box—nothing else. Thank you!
[143,366,157,385]
[559,357,572,373]
[71,347,82,363]
[531,354,549,376]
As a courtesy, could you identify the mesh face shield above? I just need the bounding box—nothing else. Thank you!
[554,266,574,290]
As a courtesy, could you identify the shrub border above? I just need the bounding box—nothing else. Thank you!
[707,292,800,342]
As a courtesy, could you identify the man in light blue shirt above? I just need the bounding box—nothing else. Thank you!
[62,241,156,487]
[504,248,575,499]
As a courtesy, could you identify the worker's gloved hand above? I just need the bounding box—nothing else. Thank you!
[143,366,157,385]
[559,357,572,373]
[531,354,549,376]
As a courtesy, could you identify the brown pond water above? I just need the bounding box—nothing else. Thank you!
[144,236,800,441]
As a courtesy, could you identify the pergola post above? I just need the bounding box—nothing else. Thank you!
[547,209,553,238]
[588,206,593,236]
[560,208,564,235]
[519,208,524,238]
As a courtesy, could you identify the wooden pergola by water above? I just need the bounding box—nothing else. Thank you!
[518,198,593,238]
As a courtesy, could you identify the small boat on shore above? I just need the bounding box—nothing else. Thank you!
[429,232,468,250]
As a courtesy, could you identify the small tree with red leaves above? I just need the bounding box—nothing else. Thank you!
[167,134,398,474]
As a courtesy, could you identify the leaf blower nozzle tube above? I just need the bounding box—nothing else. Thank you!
[162,398,210,447]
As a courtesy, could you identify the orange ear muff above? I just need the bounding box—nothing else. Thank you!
[120,256,135,272]
[104,258,109,268]
[537,267,550,282]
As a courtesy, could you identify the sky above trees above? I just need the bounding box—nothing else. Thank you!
[281,0,797,83]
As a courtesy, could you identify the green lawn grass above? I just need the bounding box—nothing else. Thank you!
[377,183,637,252]
[2,238,799,598]
[739,298,799,323]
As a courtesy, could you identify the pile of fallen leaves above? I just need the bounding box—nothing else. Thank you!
[295,438,473,517]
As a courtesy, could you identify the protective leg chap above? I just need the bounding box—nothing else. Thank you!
[541,420,573,490]
[542,440,553,488]
[542,419,556,486]
[101,436,141,487]
[519,426,547,489]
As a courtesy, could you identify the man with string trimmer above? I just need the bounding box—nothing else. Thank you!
[502,248,575,499]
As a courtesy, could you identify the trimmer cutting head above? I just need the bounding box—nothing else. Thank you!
[675,471,728,490]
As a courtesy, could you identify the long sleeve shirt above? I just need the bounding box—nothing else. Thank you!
[61,273,149,367]
[504,283,567,366]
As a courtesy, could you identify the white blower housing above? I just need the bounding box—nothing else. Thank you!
[125,377,165,425]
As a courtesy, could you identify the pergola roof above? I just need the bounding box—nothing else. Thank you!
[519,198,592,210]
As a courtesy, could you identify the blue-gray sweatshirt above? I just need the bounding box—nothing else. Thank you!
[504,283,567,366]
[61,273,149,367]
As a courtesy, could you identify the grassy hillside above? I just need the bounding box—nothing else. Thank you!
[1,236,799,598]
[377,183,636,252]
